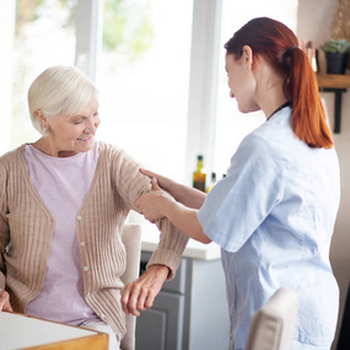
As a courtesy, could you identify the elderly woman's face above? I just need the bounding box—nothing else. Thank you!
[46,99,100,157]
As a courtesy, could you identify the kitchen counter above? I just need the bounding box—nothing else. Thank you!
[140,220,221,260]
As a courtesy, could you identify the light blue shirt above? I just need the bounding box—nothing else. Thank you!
[198,107,340,350]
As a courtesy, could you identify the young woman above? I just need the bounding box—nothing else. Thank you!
[126,17,341,350]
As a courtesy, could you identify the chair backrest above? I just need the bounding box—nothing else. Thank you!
[246,287,299,350]
[120,224,142,350]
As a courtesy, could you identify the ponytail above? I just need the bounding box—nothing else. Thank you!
[283,48,333,149]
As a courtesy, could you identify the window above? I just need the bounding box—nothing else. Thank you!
[0,1,16,155]
[1,0,299,188]
[7,0,77,151]
[96,0,193,183]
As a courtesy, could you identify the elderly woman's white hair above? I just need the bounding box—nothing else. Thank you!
[28,65,98,135]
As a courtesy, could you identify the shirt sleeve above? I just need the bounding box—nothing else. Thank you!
[109,145,188,279]
[198,134,284,252]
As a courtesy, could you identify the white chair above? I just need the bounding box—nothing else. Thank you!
[246,288,299,350]
[120,224,142,350]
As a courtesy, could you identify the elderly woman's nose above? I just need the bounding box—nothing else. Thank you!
[85,116,99,132]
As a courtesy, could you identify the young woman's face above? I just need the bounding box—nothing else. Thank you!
[46,99,100,157]
[225,53,260,113]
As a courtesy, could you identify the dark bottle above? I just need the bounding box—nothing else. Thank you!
[192,155,206,192]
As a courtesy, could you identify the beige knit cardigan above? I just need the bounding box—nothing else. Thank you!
[0,141,188,340]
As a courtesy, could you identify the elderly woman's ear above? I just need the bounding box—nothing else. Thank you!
[35,110,49,132]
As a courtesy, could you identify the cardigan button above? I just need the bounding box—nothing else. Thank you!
[77,215,82,221]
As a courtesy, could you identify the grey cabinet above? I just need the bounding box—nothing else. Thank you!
[136,251,229,350]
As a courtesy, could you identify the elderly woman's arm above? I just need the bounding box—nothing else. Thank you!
[121,264,168,316]
[112,148,189,316]
[121,171,210,316]
[121,217,189,316]
[0,166,13,313]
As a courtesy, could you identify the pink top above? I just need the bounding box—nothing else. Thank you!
[24,142,101,326]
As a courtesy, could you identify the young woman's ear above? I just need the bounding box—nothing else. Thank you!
[242,45,254,70]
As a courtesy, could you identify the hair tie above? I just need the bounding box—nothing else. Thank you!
[285,46,299,57]
[281,46,299,72]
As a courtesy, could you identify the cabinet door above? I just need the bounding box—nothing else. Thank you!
[136,291,185,350]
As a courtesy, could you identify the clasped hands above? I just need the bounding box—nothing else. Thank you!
[135,176,175,223]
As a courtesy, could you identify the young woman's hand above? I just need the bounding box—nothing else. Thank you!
[135,178,176,222]
[139,168,206,209]
[137,176,211,244]
[0,290,13,312]
[139,169,177,195]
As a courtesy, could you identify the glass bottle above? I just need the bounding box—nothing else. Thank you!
[192,155,206,192]
[206,172,217,193]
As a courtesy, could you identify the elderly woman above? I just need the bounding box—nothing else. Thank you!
[0,65,188,349]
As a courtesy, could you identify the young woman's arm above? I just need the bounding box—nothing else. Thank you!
[135,178,211,244]
[140,169,206,209]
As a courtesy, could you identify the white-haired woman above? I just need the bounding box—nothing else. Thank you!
[0,65,188,350]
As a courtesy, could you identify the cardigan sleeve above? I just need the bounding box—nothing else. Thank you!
[147,219,189,279]
[108,144,188,279]
[0,161,10,290]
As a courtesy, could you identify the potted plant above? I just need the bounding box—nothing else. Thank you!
[320,39,350,74]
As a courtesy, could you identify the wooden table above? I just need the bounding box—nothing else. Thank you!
[0,311,108,350]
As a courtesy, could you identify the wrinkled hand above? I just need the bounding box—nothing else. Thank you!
[135,178,176,222]
[0,290,13,312]
[121,265,169,316]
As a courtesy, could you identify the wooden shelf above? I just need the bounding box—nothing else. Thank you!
[317,74,350,89]
[317,74,350,133]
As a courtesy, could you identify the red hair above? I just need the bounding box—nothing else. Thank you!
[224,17,333,149]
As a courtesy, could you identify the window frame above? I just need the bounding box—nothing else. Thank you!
[74,0,223,185]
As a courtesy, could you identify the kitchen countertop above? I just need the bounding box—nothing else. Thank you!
[139,220,221,261]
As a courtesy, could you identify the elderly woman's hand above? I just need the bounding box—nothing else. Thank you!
[135,178,176,223]
[0,290,13,312]
[121,265,169,316]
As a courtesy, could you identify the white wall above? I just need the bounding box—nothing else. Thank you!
[297,1,350,349]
